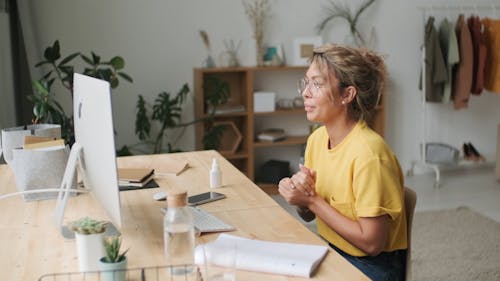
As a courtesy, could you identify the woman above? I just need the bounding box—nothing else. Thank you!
[278,44,407,281]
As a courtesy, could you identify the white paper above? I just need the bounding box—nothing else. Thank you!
[195,233,329,278]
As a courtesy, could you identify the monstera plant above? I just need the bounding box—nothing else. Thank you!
[118,75,230,156]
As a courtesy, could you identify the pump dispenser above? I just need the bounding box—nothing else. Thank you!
[210,158,222,188]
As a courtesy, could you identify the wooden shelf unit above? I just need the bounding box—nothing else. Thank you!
[194,66,386,187]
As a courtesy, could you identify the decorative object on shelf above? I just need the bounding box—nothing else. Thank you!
[293,97,304,108]
[243,0,271,67]
[99,235,129,281]
[253,91,276,112]
[211,121,242,154]
[199,30,215,68]
[219,39,241,67]
[257,128,286,142]
[316,0,376,48]
[292,36,323,66]
[30,40,133,144]
[277,98,294,109]
[68,217,108,272]
[263,44,284,66]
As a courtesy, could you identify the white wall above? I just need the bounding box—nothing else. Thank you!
[23,0,500,173]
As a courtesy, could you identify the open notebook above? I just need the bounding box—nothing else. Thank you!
[194,233,329,278]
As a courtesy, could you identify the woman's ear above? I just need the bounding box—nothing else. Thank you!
[342,86,357,104]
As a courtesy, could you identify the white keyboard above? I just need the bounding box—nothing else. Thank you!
[161,206,235,233]
[189,206,235,233]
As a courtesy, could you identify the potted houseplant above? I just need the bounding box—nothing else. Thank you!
[68,217,108,272]
[98,235,129,281]
[30,40,133,144]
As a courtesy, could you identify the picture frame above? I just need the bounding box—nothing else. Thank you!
[292,36,323,66]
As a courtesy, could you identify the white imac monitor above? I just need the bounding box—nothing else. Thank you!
[55,73,121,238]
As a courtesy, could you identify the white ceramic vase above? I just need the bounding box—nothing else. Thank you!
[98,257,127,281]
[75,232,105,272]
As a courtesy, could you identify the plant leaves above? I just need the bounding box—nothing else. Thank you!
[135,95,151,140]
[110,56,125,70]
[118,72,133,83]
[58,52,80,66]
[91,51,100,64]
[80,54,93,65]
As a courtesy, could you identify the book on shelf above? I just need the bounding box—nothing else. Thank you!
[208,104,245,115]
[257,128,286,142]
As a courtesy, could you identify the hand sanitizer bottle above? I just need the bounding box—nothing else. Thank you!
[210,158,222,188]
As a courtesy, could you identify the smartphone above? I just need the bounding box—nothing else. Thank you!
[188,191,226,206]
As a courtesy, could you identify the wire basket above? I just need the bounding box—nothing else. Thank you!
[38,264,203,281]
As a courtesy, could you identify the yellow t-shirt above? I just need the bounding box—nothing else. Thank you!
[305,121,407,257]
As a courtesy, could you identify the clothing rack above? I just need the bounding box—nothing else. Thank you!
[408,4,498,188]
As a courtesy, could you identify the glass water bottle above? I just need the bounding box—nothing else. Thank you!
[164,190,195,275]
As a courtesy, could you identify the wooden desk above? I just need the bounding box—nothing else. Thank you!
[0,150,368,280]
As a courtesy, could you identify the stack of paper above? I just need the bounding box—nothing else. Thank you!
[195,234,329,278]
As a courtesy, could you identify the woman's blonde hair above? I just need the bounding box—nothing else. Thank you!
[310,44,386,122]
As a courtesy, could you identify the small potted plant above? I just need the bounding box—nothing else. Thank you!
[68,217,108,272]
[99,236,129,281]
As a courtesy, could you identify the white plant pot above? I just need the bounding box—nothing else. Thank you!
[98,257,127,281]
[75,232,105,272]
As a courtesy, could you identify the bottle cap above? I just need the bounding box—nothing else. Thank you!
[167,190,187,207]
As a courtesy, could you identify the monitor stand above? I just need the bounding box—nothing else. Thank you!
[54,143,120,239]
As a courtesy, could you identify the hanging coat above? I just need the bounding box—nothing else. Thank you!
[452,14,473,110]
[468,16,487,95]
[482,17,500,94]
[420,16,447,102]
[439,18,460,103]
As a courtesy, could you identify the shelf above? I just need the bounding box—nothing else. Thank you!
[253,108,304,116]
[254,135,308,147]
[194,66,386,183]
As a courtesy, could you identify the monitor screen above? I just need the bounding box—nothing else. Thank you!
[55,73,121,238]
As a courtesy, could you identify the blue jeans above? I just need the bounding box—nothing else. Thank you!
[329,243,406,281]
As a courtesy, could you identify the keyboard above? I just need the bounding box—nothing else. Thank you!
[190,206,235,233]
[161,206,235,233]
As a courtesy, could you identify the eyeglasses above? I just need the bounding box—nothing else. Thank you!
[297,78,324,97]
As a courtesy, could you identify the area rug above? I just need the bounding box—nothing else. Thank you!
[412,206,500,281]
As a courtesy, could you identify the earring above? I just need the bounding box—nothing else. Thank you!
[341,101,345,105]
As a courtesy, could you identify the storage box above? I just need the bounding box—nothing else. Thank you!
[257,159,290,184]
[253,92,276,112]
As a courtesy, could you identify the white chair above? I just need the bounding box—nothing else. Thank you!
[404,187,417,281]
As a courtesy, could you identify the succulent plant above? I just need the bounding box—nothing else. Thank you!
[68,217,108,235]
[102,236,129,263]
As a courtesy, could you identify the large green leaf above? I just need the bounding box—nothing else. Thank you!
[118,72,133,83]
[59,52,80,66]
[110,56,125,70]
